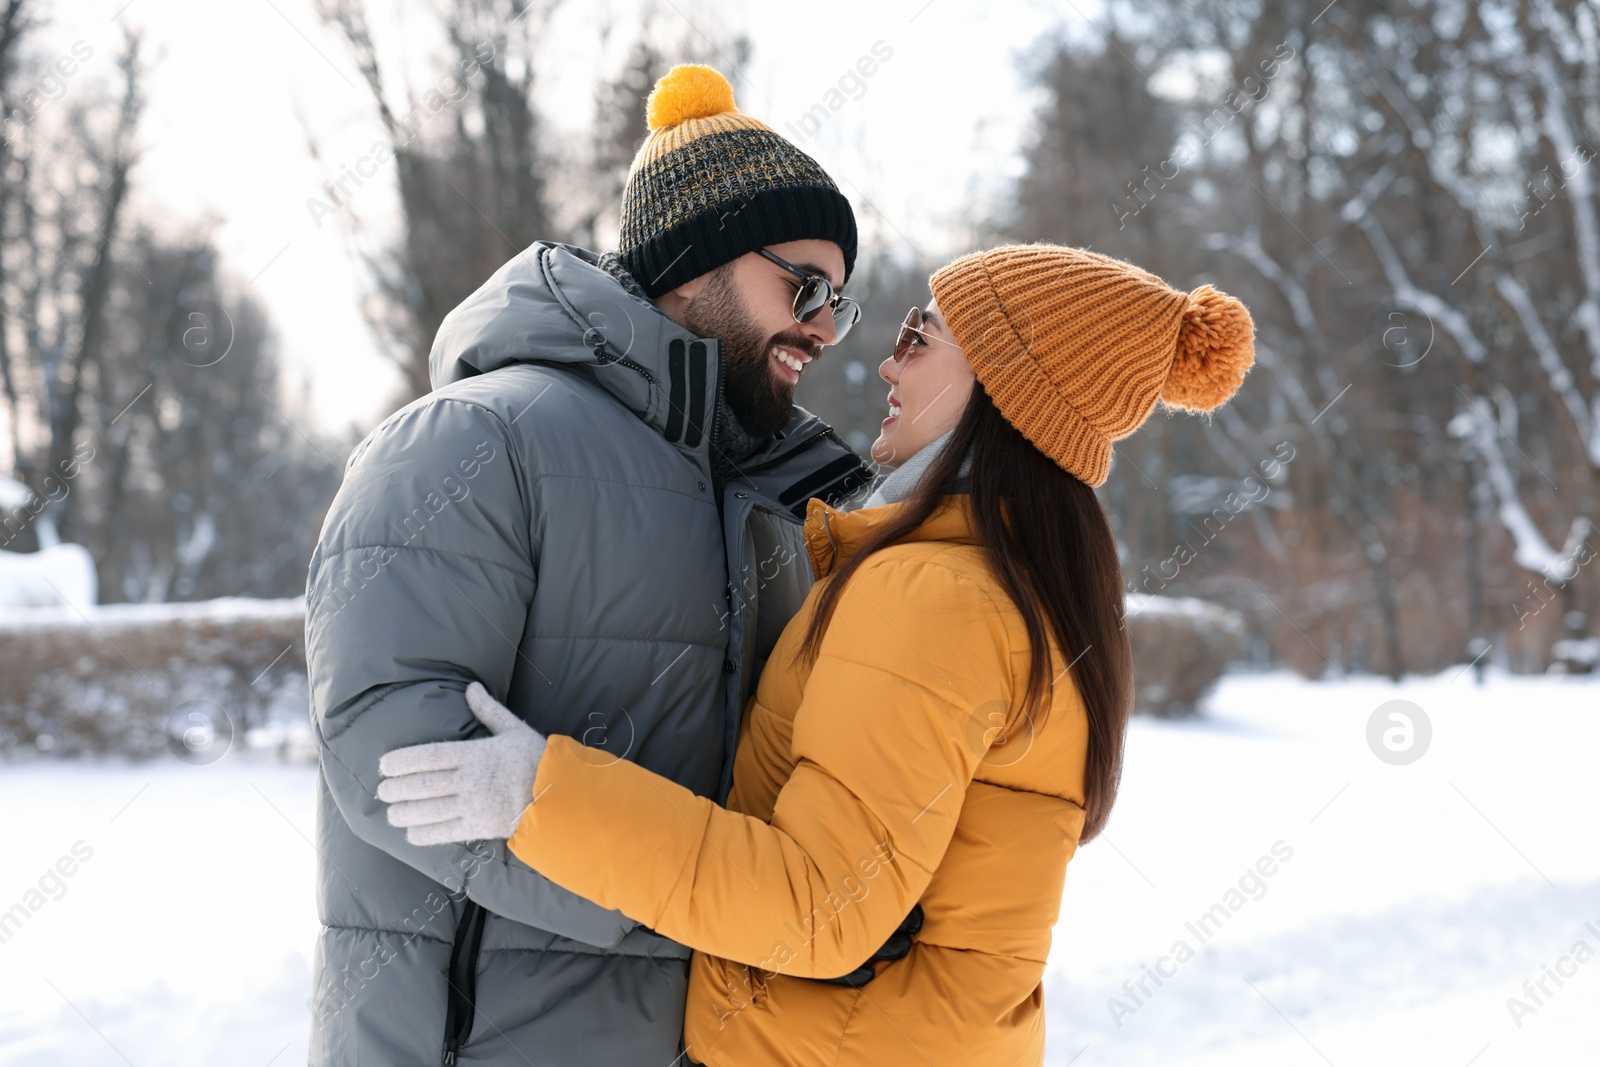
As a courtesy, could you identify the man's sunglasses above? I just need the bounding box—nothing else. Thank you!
[756,248,862,343]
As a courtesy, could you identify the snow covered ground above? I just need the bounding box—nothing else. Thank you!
[0,669,1595,1065]
[1045,670,1600,1066]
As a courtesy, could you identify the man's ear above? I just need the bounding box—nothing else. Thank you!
[653,271,712,328]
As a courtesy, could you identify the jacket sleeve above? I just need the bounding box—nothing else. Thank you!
[506,555,1017,977]
[306,395,636,948]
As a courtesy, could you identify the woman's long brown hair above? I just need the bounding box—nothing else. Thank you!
[797,383,1132,842]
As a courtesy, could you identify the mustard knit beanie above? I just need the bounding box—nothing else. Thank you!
[617,64,858,298]
[929,244,1256,486]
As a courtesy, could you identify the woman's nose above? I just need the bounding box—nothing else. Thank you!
[879,354,898,384]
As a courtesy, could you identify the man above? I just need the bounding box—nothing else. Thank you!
[304,64,873,1065]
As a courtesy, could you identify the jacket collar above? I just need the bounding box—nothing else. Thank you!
[430,241,861,488]
[803,495,980,578]
[517,243,724,468]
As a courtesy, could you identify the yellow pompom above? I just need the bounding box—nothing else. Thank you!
[1162,285,1255,412]
[646,64,737,130]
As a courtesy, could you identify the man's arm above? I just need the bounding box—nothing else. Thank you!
[306,394,636,947]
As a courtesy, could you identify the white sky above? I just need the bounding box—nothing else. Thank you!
[31,0,1086,435]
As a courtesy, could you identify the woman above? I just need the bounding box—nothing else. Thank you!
[379,243,1255,1065]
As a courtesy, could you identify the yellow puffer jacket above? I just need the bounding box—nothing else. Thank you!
[508,494,1090,1067]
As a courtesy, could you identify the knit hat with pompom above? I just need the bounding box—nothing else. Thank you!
[929,244,1255,486]
[616,64,857,297]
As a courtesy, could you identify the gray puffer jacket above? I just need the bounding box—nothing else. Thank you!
[304,242,872,1065]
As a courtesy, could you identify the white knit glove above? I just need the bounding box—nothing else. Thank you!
[377,682,548,846]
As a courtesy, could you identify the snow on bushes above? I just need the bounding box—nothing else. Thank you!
[1125,594,1245,717]
[0,597,310,759]
[0,590,1247,757]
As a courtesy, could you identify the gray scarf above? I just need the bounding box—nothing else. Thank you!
[862,429,973,508]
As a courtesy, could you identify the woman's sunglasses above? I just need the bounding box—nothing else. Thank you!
[756,248,862,343]
[893,307,933,362]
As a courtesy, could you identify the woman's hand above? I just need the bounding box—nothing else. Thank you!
[377,682,548,846]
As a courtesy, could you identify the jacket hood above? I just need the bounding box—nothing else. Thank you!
[430,242,685,394]
[428,241,836,470]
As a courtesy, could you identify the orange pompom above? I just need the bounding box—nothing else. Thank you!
[646,64,737,130]
[1162,285,1255,412]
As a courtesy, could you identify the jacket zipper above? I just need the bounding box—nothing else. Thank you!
[440,900,487,1065]
[706,346,725,507]
[740,427,831,476]
[590,336,658,388]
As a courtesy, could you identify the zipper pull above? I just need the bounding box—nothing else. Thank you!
[585,327,618,365]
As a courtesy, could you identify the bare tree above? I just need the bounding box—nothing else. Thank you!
[84,230,346,601]
[316,0,564,404]
[0,0,37,474]
[997,0,1599,675]
[0,13,343,603]
[0,26,143,549]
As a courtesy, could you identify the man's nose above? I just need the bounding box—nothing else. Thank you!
[803,309,837,348]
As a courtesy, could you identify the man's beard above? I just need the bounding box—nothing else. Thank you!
[682,265,818,439]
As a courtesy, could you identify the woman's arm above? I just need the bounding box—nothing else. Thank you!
[506,555,1017,978]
